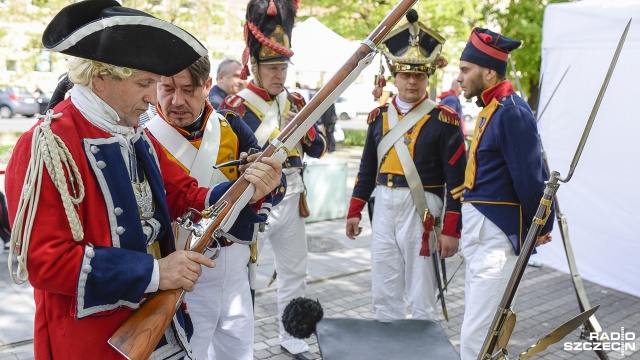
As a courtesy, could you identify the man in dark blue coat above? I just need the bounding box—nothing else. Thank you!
[456,27,554,359]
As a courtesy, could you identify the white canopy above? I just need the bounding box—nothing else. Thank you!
[291,17,358,73]
[538,0,640,297]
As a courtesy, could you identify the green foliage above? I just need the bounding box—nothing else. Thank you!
[342,129,367,147]
[122,0,228,44]
[298,0,483,89]
[0,145,13,156]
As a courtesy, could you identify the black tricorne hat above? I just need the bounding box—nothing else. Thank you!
[460,27,522,76]
[240,0,298,78]
[381,9,446,75]
[42,0,207,77]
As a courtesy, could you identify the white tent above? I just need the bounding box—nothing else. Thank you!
[289,17,385,114]
[291,17,358,74]
[538,0,640,297]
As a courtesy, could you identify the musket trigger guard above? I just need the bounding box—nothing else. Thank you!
[206,238,222,260]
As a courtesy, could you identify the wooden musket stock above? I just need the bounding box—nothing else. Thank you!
[108,1,418,358]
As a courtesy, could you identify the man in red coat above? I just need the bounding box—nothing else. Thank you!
[3,1,282,359]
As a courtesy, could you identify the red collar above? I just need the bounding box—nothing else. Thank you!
[247,81,272,101]
[155,101,214,137]
[479,80,515,106]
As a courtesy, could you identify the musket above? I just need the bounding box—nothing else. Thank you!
[478,19,630,360]
[108,1,419,358]
[536,72,608,360]
[535,67,569,123]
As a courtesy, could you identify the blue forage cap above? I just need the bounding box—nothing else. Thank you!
[460,27,522,76]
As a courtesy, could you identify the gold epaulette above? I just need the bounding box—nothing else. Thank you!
[436,105,461,126]
[367,106,384,125]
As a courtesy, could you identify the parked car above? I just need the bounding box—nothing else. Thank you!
[0,86,39,118]
[334,96,357,120]
[36,91,52,114]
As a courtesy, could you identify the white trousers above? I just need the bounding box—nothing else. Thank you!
[185,244,253,360]
[371,186,442,321]
[259,171,308,349]
[459,204,518,360]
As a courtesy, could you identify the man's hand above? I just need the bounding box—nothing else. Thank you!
[437,234,459,259]
[238,151,259,174]
[346,217,362,240]
[284,110,297,126]
[242,154,282,203]
[157,250,215,292]
[536,233,552,247]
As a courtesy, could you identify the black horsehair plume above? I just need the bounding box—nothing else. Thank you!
[282,297,324,339]
[406,8,418,23]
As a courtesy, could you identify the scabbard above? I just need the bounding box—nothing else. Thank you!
[431,225,448,321]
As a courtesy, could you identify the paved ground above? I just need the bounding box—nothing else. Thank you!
[1,146,639,359]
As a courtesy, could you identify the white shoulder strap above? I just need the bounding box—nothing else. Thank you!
[379,100,437,221]
[190,112,228,187]
[144,113,226,186]
[240,89,288,147]
[144,115,198,168]
[376,99,437,169]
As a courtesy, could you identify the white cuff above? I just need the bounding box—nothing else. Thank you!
[145,259,160,293]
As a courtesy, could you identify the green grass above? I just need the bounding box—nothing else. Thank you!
[0,142,15,163]
[342,129,367,147]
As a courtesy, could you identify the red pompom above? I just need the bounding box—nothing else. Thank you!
[478,33,493,43]
[267,0,277,16]
[293,0,300,11]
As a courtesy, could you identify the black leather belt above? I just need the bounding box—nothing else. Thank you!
[377,173,410,188]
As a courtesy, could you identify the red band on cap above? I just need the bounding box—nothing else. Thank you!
[470,33,508,61]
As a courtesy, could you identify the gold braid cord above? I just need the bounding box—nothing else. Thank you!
[8,110,85,285]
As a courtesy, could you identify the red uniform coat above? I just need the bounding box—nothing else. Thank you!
[4,99,265,359]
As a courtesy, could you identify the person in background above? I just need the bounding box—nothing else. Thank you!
[145,54,285,360]
[3,1,282,358]
[209,58,245,109]
[320,103,338,153]
[437,79,464,134]
[220,0,327,358]
[456,27,553,359]
[346,9,466,324]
